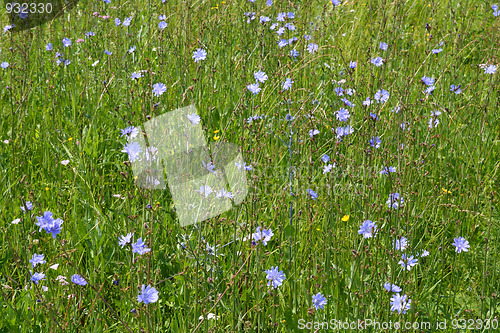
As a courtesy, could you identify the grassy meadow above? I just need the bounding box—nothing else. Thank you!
[0,0,499,331]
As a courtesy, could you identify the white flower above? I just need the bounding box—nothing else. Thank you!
[11,218,21,224]
[205,243,223,257]
[207,313,219,320]
[56,275,69,285]
[199,313,219,320]
[61,160,70,165]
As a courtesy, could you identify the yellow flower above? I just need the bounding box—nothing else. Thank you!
[45,187,49,191]
[213,136,220,141]
[341,215,349,222]
[442,188,451,194]
[68,137,73,141]
[214,130,220,133]
[316,228,321,231]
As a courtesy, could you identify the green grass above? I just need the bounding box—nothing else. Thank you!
[0,0,499,331]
